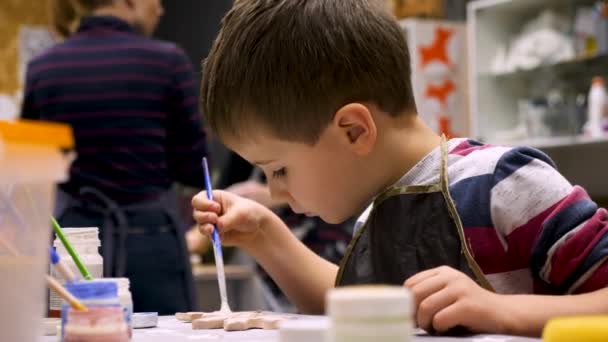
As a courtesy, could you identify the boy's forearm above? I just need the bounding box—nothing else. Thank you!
[501,288,608,336]
[243,212,337,314]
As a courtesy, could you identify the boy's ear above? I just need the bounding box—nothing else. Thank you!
[333,103,377,155]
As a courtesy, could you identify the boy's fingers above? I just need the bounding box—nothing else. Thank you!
[193,211,218,225]
[216,208,245,232]
[409,274,448,309]
[198,224,215,236]
[404,267,441,288]
[417,288,456,332]
[431,300,466,334]
[192,193,222,213]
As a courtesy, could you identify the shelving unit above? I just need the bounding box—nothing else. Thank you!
[467,0,602,143]
[467,0,608,197]
[497,135,608,149]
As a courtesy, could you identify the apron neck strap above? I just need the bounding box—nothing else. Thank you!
[439,134,449,191]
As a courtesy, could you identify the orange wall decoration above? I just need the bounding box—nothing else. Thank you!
[0,0,51,94]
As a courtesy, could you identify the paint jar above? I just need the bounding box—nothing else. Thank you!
[0,120,73,342]
[62,280,129,341]
[49,227,103,317]
[105,277,134,336]
[327,285,413,342]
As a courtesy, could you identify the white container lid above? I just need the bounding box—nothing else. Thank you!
[327,285,413,319]
[102,278,130,291]
[53,227,100,247]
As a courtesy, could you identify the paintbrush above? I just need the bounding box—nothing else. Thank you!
[46,275,88,312]
[202,157,231,313]
[49,247,78,282]
[0,234,86,311]
[51,217,93,280]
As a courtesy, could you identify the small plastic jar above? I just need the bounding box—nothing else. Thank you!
[62,280,129,342]
[327,285,413,342]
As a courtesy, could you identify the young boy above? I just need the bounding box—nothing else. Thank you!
[192,0,608,336]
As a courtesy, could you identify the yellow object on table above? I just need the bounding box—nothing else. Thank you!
[543,316,608,342]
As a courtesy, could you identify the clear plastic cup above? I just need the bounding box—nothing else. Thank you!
[0,120,73,342]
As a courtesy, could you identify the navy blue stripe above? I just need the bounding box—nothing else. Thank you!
[492,147,556,186]
[530,200,598,277]
[466,139,484,147]
[449,174,493,228]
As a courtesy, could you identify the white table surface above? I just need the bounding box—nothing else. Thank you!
[40,316,541,341]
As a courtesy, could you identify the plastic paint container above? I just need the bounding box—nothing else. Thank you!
[327,285,413,342]
[62,280,129,341]
[0,120,73,342]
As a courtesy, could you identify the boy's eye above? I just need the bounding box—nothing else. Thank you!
[272,168,286,179]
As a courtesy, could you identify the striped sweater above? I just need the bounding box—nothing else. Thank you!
[22,16,208,204]
[356,138,608,294]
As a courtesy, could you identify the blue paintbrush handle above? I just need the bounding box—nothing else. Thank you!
[202,158,222,249]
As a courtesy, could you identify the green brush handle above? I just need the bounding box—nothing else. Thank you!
[51,217,93,280]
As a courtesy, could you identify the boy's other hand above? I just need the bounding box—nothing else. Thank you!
[404,266,512,335]
[192,190,272,248]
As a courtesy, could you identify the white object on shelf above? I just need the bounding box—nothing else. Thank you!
[496,135,608,149]
[584,77,607,138]
[468,0,600,142]
[491,10,574,75]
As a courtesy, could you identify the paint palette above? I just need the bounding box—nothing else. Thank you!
[176,311,297,331]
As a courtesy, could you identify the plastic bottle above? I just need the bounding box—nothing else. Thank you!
[62,280,129,342]
[49,227,103,317]
[585,76,607,138]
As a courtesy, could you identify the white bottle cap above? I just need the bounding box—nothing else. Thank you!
[327,285,413,319]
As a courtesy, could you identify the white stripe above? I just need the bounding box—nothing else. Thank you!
[486,268,533,294]
[491,158,572,237]
[400,143,512,186]
[447,146,512,185]
[539,221,586,282]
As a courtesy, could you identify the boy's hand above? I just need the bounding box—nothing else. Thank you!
[404,266,512,335]
[192,190,273,249]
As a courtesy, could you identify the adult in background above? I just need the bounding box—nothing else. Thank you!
[22,0,208,314]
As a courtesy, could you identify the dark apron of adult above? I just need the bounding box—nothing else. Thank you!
[336,136,493,291]
[55,186,196,315]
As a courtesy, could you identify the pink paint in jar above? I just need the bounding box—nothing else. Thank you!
[63,306,129,342]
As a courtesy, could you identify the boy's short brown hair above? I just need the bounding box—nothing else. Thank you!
[202,0,416,144]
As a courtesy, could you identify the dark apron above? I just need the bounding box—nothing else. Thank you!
[54,186,196,314]
[336,136,493,291]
